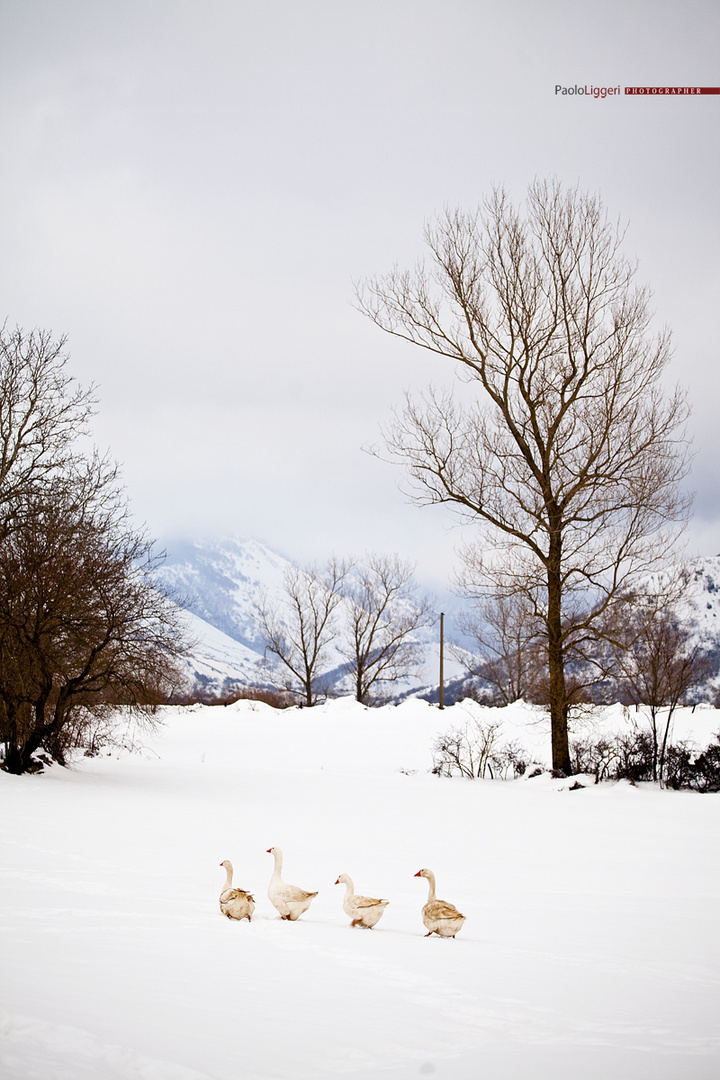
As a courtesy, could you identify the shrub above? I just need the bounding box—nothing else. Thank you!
[432,718,720,790]
[167,684,295,709]
[432,718,527,780]
[570,729,720,790]
[570,731,657,784]
[690,733,720,792]
[432,718,501,779]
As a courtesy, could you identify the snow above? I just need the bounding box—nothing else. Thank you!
[1,699,719,1080]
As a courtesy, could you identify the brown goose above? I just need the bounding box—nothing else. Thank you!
[219,860,255,922]
[335,873,389,928]
[414,868,465,937]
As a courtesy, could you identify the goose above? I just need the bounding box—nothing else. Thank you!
[335,873,389,929]
[414,868,465,938]
[266,846,318,920]
[219,860,255,922]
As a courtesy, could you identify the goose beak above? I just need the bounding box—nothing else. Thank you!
[334,877,340,885]
[414,870,422,877]
[266,848,272,854]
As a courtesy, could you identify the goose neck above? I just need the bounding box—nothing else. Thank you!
[271,848,283,875]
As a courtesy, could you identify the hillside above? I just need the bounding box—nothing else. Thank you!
[158,537,467,701]
[158,537,293,650]
[158,537,720,703]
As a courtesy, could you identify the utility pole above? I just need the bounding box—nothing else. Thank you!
[439,612,444,710]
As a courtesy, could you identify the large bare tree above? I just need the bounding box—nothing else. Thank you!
[358,179,691,773]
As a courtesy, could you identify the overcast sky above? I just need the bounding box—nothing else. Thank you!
[1,0,718,590]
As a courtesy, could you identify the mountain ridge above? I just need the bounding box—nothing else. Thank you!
[157,536,720,703]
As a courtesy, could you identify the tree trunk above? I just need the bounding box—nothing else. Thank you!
[1,705,21,773]
[658,707,675,787]
[648,706,659,782]
[302,664,313,707]
[1,700,43,774]
[2,732,43,774]
[2,742,24,774]
[546,554,572,775]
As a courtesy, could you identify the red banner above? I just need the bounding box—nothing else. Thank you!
[625,87,720,95]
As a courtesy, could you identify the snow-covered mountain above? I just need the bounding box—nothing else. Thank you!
[623,554,720,695]
[156,537,296,697]
[158,537,720,703]
[678,556,720,636]
[174,608,273,696]
[157,536,467,701]
[158,536,293,651]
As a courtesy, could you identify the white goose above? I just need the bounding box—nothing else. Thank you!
[414,868,465,938]
[219,860,255,922]
[335,873,389,929]
[266,846,318,920]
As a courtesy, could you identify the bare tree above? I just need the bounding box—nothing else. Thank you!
[0,325,185,774]
[256,559,347,706]
[358,179,691,773]
[340,553,432,703]
[612,603,708,785]
[456,593,546,706]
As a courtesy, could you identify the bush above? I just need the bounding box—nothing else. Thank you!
[570,731,656,784]
[432,718,527,780]
[570,729,720,790]
[691,735,720,792]
[430,715,720,790]
[167,684,296,709]
[665,732,720,792]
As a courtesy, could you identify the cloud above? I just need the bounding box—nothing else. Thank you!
[1,0,718,579]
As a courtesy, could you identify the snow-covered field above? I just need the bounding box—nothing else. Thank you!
[1,699,719,1080]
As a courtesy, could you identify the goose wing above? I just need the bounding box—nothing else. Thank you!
[220,887,254,904]
[277,883,318,904]
[351,893,388,909]
[425,898,463,920]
